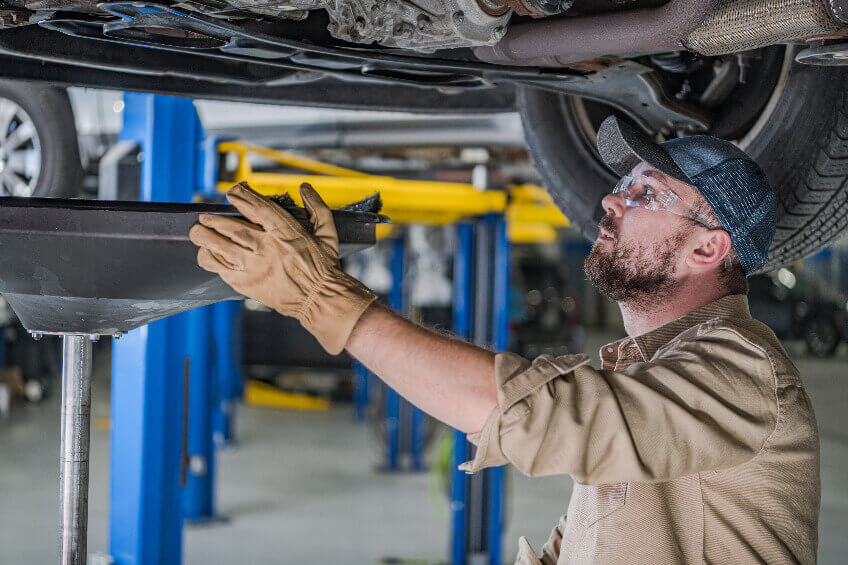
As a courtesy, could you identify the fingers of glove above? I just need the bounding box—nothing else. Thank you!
[227,183,305,239]
[300,183,339,252]
[198,213,263,252]
[197,247,231,274]
[189,224,248,270]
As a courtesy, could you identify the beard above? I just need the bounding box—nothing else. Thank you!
[584,216,685,307]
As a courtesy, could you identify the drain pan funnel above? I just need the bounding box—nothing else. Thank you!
[0,197,382,334]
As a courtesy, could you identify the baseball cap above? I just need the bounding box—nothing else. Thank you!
[595,115,778,275]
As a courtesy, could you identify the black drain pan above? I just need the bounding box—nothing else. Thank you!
[0,197,383,334]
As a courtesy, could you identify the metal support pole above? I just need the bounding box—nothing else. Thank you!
[383,235,405,470]
[212,300,243,446]
[487,216,510,565]
[110,93,203,565]
[58,334,93,565]
[449,217,509,565]
[183,306,216,522]
[381,233,428,471]
[352,361,370,422]
[450,223,474,565]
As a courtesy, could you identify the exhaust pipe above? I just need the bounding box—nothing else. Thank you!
[474,0,841,67]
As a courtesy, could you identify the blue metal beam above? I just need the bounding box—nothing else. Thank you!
[352,361,370,422]
[449,217,509,565]
[110,319,187,565]
[486,216,510,565]
[384,234,405,470]
[183,306,216,522]
[212,300,243,446]
[450,223,474,565]
[110,93,209,564]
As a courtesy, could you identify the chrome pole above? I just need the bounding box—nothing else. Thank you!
[58,334,93,565]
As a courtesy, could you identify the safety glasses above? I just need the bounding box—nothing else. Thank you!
[611,174,718,229]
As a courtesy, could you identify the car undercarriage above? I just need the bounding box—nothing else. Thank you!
[0,0,839,123]
[2,0,848,271]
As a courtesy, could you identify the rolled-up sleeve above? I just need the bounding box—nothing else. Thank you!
[460,327,779,484]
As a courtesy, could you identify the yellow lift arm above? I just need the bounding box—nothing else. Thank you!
[217,141,569,243]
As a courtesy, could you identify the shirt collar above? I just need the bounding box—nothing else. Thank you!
[600,294,752,370]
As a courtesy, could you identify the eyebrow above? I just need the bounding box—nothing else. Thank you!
[641,169,668,182]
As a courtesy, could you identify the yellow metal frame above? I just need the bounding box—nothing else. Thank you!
[217,141,569,243]
[245,379,330,411]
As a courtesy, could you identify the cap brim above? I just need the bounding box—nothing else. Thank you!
[596,116,692,185]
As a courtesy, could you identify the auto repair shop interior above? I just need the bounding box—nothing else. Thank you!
[1,47,848,564]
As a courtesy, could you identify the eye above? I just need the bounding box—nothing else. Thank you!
[641,186,662,205]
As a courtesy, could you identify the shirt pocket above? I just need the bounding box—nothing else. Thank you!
[561,482,628,562]
[565,481,628,531]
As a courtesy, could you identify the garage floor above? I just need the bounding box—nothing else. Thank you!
[0,338,846,564]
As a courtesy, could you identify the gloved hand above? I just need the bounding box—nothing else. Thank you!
[189,181,377,354]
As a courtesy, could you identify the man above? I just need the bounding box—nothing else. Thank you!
[189,116,819,564]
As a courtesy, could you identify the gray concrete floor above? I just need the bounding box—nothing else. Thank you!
[0,338,846,564]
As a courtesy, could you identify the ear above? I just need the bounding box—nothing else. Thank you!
[686,229,732,273]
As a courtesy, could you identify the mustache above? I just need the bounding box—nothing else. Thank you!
[598,215,618,238]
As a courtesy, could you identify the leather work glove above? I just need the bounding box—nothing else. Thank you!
[189,181,377,355]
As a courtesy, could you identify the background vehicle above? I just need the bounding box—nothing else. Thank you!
[2,0,848,269]
[749,268,848,357]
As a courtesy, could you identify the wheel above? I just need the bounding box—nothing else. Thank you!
[517,47,848,273]
[0,80,81,198]
[803,316,840,358]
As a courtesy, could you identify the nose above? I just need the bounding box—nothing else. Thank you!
[601,192,626,218]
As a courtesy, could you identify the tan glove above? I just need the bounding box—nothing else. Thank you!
[189,181,377,355]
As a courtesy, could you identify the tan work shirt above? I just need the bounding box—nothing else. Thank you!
[462,294,820,564]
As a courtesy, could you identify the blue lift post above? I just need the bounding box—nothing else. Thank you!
[199,134,245,446]
[110,93,221,564]
[487,216,509,565]
[381,232,428,471]
[450,223,475,565]
[212,300,243,445]
[383,234,404,469]
[449,216,509,565]
[352,360,370,421]
[183,305,217,523]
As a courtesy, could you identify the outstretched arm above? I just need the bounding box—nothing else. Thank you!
[346,303,496,434]
[190,182,497,434]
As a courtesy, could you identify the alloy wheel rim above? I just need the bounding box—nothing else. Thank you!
[0,97,42,197]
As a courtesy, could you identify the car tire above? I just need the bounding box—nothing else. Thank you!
[517,48,848,273]
[803,316,840,358]
[0,80,81,198]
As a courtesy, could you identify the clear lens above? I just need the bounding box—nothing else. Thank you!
[610,174,712,226]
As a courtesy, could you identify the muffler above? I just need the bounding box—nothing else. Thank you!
[685,0,839,56]
[474,0,843,67]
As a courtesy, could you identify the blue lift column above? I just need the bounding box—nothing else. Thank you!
[450,223,474,565]
[110,93,216,564]
[199,135,244,446]
[212,300,243,445]
[382,232,427,471]
[183,305,217,523]
[352,360,371,421]
[450,216,509,565]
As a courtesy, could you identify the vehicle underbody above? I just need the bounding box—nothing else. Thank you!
[2,0,848,272]
[0,0,843,123]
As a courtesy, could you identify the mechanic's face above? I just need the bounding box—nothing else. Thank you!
[584,163,700,304]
